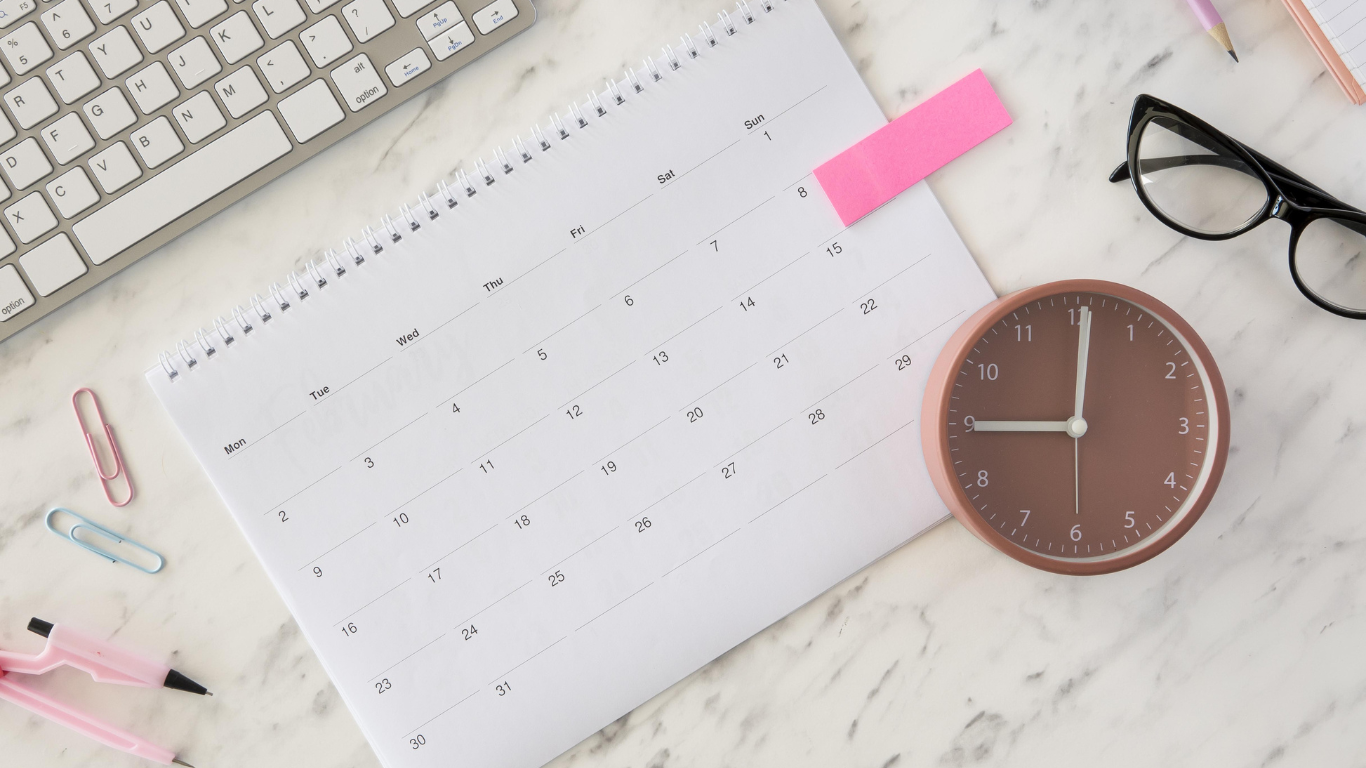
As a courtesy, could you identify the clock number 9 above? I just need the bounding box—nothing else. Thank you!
[962,415,975,431]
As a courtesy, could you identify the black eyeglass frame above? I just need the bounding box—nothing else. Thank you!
[1109,94,1366,319]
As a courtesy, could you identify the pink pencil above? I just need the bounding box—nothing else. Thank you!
[1184,0,1239,62]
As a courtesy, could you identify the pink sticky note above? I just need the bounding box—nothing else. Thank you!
[815,69,1012,226]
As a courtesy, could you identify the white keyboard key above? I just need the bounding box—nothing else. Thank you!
[341,0,391,43]
[171,90,223,141]
[1,22,52,75]
[86,0,136,24]
[126,60,179,113]
[0,0,37,31]
[0,264,31,319]
[300,15,349,67]
[19,233,86,294]
[256,39,305,92]
[251,0,303,38]
[74,111,290,263]
[303,0,339,11]
[0,137,50,188]
[4,76,56,128]
[383,47,427,87]
[414,1,458,40]
[82,86,135,138]
[132,1,185,53]
[46,51,98,103]
[130,116,182,167]
[169,36,220,87]
[40,0,95,50]
[0,111,11,143]
[87,139,140,192]
[277,78,340,142]
[470,0,514,34]
[330,52,382,112]
[209,11,261,64]
[425,20,471,61]
[88,25,142,77]
[213,64,264,117]
[5,190,55,242]
[40,111,93,163]
[172,0,227,28]
[45,165,97,216]
[392,0,430,19]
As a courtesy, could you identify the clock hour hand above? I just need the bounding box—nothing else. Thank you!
[971,420,1069,432]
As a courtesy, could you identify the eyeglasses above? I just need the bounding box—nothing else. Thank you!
[1110,94,1366,319]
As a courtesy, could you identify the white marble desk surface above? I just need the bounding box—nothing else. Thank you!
[3,0,1364,765]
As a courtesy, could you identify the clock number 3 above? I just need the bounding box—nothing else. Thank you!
[1178,417,1189,435]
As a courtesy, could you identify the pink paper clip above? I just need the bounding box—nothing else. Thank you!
[72,388,134,507]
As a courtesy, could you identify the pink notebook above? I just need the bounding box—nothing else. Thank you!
[1282,0,1366,105]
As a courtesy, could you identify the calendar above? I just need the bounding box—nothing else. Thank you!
[147,2,995,765]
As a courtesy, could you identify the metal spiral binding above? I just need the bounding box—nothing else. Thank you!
[155,0,777,382]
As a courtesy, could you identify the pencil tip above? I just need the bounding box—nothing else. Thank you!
[1229,50,1239,63]
[172,759,195,768]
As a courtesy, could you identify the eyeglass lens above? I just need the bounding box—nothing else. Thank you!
[1295,216,1366,312]
[1136,117,1269,236]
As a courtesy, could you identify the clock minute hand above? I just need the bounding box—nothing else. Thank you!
[1073,305,1092,424]
[972,420,1069,432]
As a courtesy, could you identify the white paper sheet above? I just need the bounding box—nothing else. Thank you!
[1307,0,1366,87]
[147,2,995,765]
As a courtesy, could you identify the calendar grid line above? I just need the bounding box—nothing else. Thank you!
[746,84,827,135]
[835,417,917,470]
[686,361,760,410]
[334,577,413,627]
[367,634,447,684]
[454,578,535,633]
[732,250,811,302]
[628,470,708,523]
[263,462,344,516]
[800,364,879,415]
[503,247,569,291]
[489,635,568,687]
[669,137,741,188]
[750,474,828,523]
[698,194,777,245]
[404,302,481,351]
[591,416,670,467]
[525,304,603,353]
[575,193,655,244]
[509,470,584,520]
[612,248,692,299]
[476,412,552,462]
[767,308,844,358]
[352,413,428,461]
[299,521,378,570]
[419,522,500,575]
[225,409,305,462]
[653,305,725,351]
[858,253,932,300]
[404,688,478,739]
[435,357,517,411]
[381,467,464,521]
[576,583,655,631]
[663,527,743,578]
[558,360,637,411]
[329,356,395,400]
[540,526,619,576]
[715,417,794,468]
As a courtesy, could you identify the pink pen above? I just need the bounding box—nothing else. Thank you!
[1184,0,1239,62]
[0,618,209,766]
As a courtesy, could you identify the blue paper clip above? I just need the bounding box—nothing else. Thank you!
[44,508,165,574]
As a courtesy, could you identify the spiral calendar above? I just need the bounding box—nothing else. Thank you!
[147,1,995,765]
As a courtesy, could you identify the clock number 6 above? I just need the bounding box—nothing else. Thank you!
[1070,524,1082,542]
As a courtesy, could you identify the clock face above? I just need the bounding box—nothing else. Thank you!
[926,283,1228,573]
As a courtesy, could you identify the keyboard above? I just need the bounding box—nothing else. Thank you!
[0,0,534,343]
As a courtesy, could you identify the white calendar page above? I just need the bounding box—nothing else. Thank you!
[148,2,995,765]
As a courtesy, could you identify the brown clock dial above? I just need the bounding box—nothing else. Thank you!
[921,280,1230,575]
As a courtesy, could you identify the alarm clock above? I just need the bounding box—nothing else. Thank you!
[921,280,1230,575]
